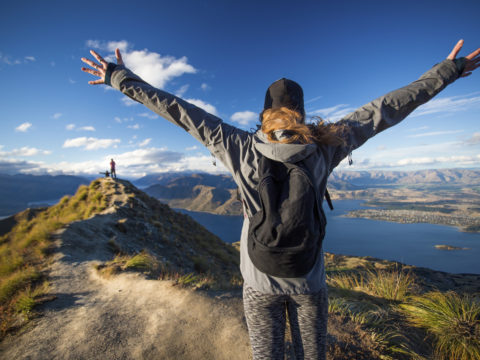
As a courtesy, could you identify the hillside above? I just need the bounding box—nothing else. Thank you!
[1,178,479,359]
[0,178,247,359]
[143,173,242,215]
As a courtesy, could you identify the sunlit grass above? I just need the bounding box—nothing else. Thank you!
[401,291,480,360]
[0,179,109,337]
[327,268,417,301]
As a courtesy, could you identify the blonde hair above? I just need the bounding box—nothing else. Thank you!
[261,106,346,146]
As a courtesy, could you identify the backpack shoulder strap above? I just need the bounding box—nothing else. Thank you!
[324,188,334,211]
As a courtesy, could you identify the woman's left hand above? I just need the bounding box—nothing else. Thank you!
[446,39,480,78]
[81,48,124,85]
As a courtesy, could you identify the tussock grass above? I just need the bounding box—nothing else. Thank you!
[96,246,240,291]
[328,266,480,360]
[327,268,417,302]
[125,252,158,271]
[401,291,480,360]
[0,179,109,337]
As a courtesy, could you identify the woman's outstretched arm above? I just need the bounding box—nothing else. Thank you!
[328,40,480,171]
[81,49,251,176]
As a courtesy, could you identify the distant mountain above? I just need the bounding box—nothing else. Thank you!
[329,169,480,187]
[0,174,89,216]
[134,172,237,189]
[3,169,478,218]
[141,169,480,215]
[143,173,241,215]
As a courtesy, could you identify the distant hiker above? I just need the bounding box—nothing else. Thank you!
[99,170,110,178]
[110,159,116,179]
[82,40,480,359]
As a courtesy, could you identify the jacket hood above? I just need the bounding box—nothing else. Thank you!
[255,130,316,163]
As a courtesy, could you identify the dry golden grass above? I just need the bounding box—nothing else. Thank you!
[0,180,108,337]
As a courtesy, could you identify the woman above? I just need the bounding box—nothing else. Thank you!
[81,40,479,359]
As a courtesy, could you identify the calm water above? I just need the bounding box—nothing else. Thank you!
[177,200,480,274]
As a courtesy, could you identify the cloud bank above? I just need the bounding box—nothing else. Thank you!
[86,40,197,88]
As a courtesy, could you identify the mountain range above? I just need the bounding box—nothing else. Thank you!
[141,168,480,215]
[1,169,479,217]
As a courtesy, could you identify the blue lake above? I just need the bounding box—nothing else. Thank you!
[177,200,480,275]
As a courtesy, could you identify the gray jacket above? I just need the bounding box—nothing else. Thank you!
[108,59,460,294]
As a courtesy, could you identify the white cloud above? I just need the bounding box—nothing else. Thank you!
[138,112,158,119]
[62,137,121,150]
[305,95,323,105]
[66,124,75,130]
[86,40,197,88]
[127,124,140,130]
[121,97,138,107]
[52,113,63,119]
[230,111,258,126]
[15,122,32,132]
[185,98,218,116]
[337,155,480,171]
[78,126,96,132]
[201,83,210,91]
[68,78,76,84]
[407,130,464,138]
[0,146,230,178]
[0,146,51,157]
[139,138,152,147]
[86,40,102,49]
[0,53,36,65]
[412,93,480,117]
[309,104,356,121]
[408,126,429,132]
[185,145,198,151]
[465,132,480,145]
[396,155,479,167]
[175,84,189,97]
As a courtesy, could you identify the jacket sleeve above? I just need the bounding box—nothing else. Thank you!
[329,59,461,171]
[108,65,251,175]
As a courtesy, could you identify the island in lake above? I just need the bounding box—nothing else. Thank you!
[434,244,470,251]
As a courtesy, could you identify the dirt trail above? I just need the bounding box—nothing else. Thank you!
[0,180,252,360]
[0,239,250,359]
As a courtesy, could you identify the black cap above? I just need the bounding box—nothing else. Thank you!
[263,78,304,116]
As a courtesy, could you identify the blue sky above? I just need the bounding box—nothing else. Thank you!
[0,0,479,178]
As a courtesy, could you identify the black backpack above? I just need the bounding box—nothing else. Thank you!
[247,155,327,278]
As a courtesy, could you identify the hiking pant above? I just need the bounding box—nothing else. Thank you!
[243,285,328,360]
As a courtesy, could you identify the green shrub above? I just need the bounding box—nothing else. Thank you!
[125,252,158,271]
[366,269,416,301]
[327,269,416,302]
[0,269,41,304]
[401,291,480,360]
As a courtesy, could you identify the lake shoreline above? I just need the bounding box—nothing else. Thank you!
[344,208,480,233]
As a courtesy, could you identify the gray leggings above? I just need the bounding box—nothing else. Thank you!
[243,285,328,360]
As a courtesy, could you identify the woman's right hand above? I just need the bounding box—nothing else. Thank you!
[446,39,480,78]
[81,48,124,85]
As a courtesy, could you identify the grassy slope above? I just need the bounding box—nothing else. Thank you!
[0,180,107,335]
[324,253,480,360]
[0,178,241,338]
